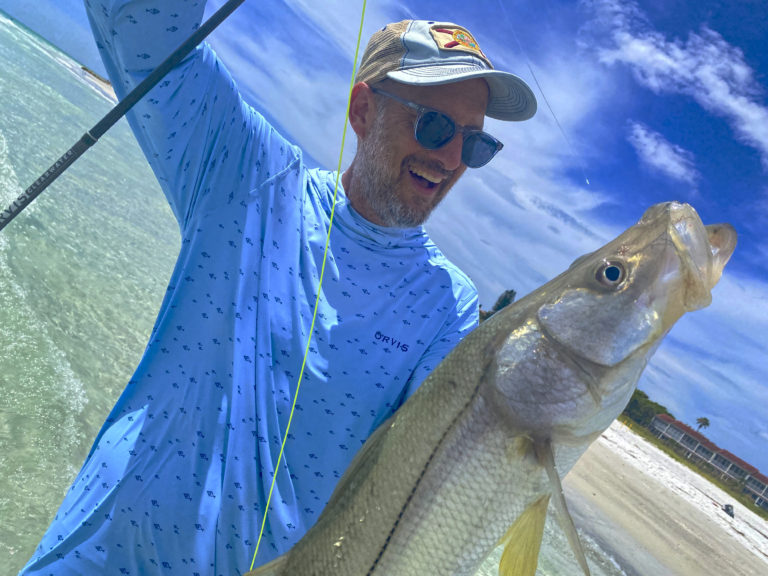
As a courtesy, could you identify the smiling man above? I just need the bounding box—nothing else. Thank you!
[345,78,490,227]
[345,20,535,228]
[21,6,535,575]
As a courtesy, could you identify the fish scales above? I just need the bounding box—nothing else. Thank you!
[284,326,523,574]
[247,202,737,576]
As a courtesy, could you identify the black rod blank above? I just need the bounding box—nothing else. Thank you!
[0,0,246,233]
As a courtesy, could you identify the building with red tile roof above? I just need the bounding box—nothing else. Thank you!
[650,414,768,511]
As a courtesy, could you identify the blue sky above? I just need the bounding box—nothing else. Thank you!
[2,0,766,472]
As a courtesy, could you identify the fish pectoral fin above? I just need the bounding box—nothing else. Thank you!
[534,439,591,576]
[497,494,550,576]
[243,554,287,576]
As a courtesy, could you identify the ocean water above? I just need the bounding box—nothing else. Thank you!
[0,12,627,576]
[0,11,178,573]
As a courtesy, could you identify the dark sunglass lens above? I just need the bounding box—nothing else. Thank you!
[416,110,455,149]
[462,133,499,168]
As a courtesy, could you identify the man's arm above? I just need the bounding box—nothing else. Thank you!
[85,0,300,230]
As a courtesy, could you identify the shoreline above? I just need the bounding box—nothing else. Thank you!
[1,9,117,104]
[564,421,768,576]
[79,65,117,103]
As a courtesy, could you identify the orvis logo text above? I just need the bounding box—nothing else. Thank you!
[374,331,409,352]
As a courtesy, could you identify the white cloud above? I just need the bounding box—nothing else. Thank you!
[425,46,631,307]
[626,121,700,185]
[585,0,768,168]
[637,267,768,469]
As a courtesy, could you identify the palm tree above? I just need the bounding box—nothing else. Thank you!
[696,417,710,432]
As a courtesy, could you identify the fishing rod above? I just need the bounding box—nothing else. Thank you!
[0,0,246,233]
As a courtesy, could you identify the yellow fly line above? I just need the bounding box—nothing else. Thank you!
[249,1,369,570]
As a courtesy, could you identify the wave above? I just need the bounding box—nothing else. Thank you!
[0,124,88,469]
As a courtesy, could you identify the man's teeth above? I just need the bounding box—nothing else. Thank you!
[410,167,444,184]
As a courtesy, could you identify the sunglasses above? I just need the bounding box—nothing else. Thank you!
[370,87,503,168]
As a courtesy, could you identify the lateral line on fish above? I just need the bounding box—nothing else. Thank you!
[364,348,499,575]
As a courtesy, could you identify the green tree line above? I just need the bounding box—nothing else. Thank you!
[622,389,674,426]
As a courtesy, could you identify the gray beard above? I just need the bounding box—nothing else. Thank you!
[353,121,431,228]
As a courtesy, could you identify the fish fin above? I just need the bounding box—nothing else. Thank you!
[534,439,592,576]
[243,554,287,576]
[497,494,550,576]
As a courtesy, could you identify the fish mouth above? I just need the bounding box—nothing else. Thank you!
[646,202,737,312]
[705,222,738,285]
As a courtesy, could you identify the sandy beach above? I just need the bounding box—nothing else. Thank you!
[565,421,768,576]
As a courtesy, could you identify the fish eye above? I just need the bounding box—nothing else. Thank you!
[596,261,626,288]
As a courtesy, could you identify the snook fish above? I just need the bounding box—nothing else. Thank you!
[247,202,736,576]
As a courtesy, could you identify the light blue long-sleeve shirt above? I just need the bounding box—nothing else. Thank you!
[21,2,478,574]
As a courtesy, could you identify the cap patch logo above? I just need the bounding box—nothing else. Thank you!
[447,29,479,50]
[429,25,492,68]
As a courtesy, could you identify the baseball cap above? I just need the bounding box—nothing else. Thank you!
[355,20,537,121]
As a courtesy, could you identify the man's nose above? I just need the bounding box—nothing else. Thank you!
[429,134,464,171]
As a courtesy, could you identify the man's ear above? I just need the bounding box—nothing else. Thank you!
[348,82,376,139]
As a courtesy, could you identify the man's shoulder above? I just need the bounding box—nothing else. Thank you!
[402,239,478,322]
[422,241,477,296]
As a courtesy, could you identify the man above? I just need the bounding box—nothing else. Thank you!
[22,3,535,574]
